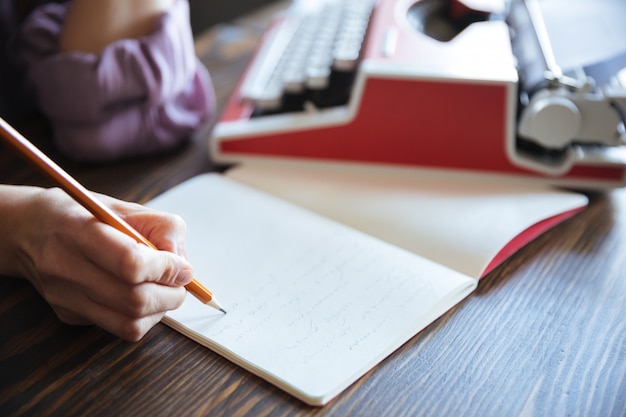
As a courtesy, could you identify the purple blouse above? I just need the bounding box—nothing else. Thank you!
[3,0,215,162]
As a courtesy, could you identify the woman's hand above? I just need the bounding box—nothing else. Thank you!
[0,185,193,341]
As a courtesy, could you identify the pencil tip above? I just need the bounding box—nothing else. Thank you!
[206,297,226,313]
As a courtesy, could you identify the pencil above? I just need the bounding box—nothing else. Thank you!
[0,117,226,314]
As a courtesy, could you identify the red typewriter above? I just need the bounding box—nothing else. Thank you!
[210,0,626,188]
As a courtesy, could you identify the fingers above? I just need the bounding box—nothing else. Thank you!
[81,222,194,287]
[47,273,188,341]
[99,195,189,257]
[43,220,194,338]
[55,301,170,342]
[79,264,189,317]
[20,188,197,341]
[89,197,194,286]
[131,212,189,259]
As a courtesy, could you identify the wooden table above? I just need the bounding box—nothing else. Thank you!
[2,4,626,416]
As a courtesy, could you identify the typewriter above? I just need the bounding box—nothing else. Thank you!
[209,0,626,188]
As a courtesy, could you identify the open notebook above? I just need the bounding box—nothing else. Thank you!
[146,167,587,406]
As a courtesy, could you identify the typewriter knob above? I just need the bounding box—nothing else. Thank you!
[518,92,582,150]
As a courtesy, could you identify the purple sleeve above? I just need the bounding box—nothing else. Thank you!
[11,0,215,162]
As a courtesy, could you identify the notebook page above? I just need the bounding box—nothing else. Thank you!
[148,174,476,405]
[226,162,588,278]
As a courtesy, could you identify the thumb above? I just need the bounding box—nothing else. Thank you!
[153,250,195,287]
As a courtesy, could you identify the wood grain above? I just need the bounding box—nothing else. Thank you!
[1,2,626,416]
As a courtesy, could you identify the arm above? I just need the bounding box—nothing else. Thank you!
[59,0,175,54]
[12,0,214,162]
[0,184,193,341]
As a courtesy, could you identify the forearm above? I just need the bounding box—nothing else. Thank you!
[14,0,213,162]
[59,0,176,54]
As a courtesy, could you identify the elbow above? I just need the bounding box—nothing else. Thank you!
[52,71,215,163]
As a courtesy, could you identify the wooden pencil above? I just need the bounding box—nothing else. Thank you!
[0,116,225,313]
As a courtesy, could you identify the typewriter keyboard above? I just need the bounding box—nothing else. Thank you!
[241,0,377,114]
